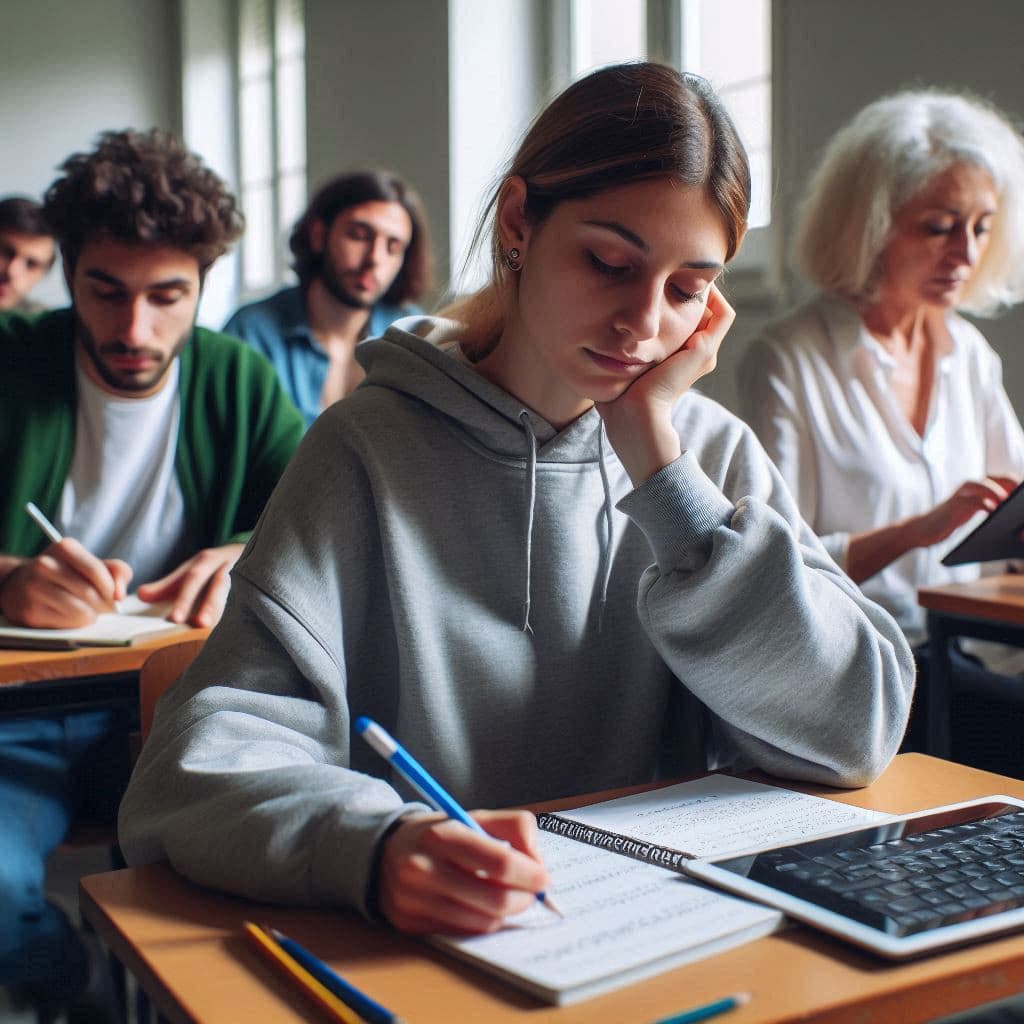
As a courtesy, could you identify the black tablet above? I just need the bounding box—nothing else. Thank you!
[686,797,1024,959]
[942,479,1024,566]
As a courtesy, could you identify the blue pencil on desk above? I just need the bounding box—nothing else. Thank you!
[653,992,750,1024]
[266,926,402,1024]
[355,716,563,918]
[244,922,402,1024]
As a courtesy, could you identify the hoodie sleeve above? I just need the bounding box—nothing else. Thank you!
[617,418,915,789]
[118,418,428,916]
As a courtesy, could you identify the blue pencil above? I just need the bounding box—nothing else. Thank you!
[355,716,563,917]
[653,992,750,1024]
[266,926,403,1024]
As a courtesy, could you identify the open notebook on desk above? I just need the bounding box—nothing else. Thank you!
[433,775,889,1005]
[0,595,186,649]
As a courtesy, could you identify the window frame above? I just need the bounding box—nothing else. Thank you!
[549,0,780,300]
[234,0,308,303]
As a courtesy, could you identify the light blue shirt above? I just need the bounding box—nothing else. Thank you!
[223,286,417,428]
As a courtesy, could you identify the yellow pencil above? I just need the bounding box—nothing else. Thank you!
[243,921,366,1024]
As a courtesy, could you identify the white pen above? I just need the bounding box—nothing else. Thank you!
[25,501,63,545]
[24,501,123,613]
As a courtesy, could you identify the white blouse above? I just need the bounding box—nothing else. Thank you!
[738,293,1024,646]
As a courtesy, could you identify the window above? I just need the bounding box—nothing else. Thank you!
[561,0,773,275]
[570,0,647,72]
[237,0,307,298]
[674,0,771,232]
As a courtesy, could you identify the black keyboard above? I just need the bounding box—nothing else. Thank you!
[752,807,1024,937]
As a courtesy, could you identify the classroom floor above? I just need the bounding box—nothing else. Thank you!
[0,842,117,1024]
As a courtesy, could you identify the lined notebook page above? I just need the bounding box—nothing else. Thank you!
[552,774,892,859]
[432,829,781,1004]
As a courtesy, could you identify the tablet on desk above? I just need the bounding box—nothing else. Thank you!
[686,796,1024,959]
[942,480,1024,566]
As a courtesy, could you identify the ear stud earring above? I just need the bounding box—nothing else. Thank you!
[504,247,522,271]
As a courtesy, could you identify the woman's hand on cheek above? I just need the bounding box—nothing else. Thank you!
[596,283,734,487]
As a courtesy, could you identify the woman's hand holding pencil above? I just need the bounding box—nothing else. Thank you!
[377,808,555,934]
[356,717,560,935]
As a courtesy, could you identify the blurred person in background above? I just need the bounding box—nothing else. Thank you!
[0,196,56,313]
[224,169,432,427]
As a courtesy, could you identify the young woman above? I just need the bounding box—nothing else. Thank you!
[120,63,913,936]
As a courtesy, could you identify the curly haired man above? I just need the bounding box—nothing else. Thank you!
[0,130,304,1020]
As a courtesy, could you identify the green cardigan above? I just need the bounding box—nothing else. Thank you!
[1,308,305,561]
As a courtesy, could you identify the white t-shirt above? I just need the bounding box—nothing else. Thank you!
[738,293,1024,646]
[58,360,191,586]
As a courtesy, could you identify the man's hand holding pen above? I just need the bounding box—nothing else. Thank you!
[0,538,130,628]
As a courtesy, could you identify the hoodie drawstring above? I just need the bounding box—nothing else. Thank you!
[518,411,537,634]
[517,411,615,635]
[596,424,614,632]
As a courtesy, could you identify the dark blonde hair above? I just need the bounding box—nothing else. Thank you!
[44,129,244,276]
[447,62,750,348]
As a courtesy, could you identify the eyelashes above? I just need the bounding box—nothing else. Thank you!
[670,287,703,304]
[925,222,993,237]
[587,251,704,303]
[588,251,629,277]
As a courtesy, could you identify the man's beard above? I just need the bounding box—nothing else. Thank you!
[317,258,377,310]
[0,271,17,310]
[75,310,189,394]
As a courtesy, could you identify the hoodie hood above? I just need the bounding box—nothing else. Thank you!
[357,316,609,463]
[356,316,617,632]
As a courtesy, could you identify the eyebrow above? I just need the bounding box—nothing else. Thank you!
[921,200,997,215]
[84,269,194,290]
[349,219,410,245]
[583,219,723,270]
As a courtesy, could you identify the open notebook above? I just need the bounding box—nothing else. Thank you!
[0,595,185,649]
[432,775,889,1005]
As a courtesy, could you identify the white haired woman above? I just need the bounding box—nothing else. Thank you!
[739,90,1024,766]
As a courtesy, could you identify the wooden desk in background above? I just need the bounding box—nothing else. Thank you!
[918,574,1024,758]
[81,754,1024,1024]
[0,626,209,718]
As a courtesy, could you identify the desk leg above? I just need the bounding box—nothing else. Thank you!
[926,612,953,759]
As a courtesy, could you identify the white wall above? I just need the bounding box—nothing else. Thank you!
[304,0,453,298]
[448,0,546,295]
[0,0,179,308]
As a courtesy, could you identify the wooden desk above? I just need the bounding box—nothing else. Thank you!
[0,627,208,716]
[81,755,1024,1024]
[918,574,1024,757]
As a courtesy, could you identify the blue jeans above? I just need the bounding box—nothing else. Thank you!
[0,709,129,997]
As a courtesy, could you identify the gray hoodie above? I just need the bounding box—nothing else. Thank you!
[119,318,914,916]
